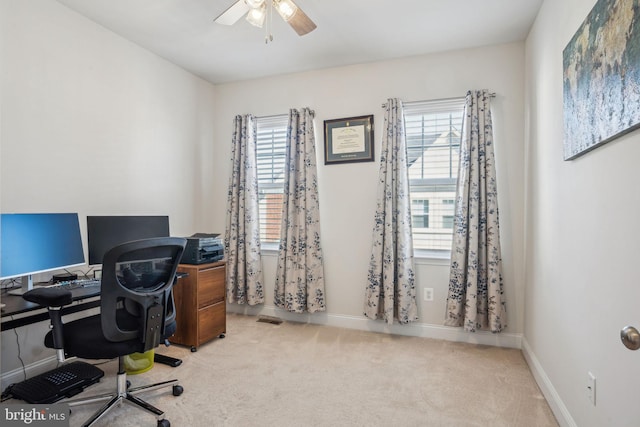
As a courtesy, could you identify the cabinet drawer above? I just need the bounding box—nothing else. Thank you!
[197,265,225,308]
[198,302,226,345]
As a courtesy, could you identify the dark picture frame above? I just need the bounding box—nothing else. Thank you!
[324,115,374,164]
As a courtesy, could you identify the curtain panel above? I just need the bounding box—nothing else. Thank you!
[363,98,418,325]
[274,108,326,313]
[445,90,506,332]
[224,114,265,306]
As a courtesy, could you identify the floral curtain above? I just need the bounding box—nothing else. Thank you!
[363,98,418,325]
[224,114,265,305]
[274,108,326,313]
[445,90,506,332]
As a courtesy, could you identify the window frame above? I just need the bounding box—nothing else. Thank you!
[255,114,288,251]
[403,98,465,259]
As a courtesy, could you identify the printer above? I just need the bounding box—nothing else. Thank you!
[182,233,224,265]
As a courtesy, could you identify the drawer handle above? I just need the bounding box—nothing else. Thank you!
[198,266,223,273]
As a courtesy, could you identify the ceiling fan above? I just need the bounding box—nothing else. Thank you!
[215,0,317,41]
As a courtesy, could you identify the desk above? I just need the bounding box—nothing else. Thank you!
[1,272,187,332]
[0,288,100,332]
[1,276,186,367]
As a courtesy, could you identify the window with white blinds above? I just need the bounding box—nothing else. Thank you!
[256,115,288,245]
[404,98,464,254]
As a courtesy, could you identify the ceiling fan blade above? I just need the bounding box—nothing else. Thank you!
[214,1,250,25]
[286,2,317,36]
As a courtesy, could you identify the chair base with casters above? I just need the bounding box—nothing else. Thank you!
[64,357,183,427]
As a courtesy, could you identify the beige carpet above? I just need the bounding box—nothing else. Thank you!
[53,313,557,426]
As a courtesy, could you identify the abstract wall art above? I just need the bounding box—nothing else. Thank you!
[563,0,640,160]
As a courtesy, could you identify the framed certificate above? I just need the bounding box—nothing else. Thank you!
[324,115,374,165]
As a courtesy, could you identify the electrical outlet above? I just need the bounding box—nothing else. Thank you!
[587,372,596,405]
[424,288,434,301]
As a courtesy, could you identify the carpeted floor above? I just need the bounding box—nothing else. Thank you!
[43,313,558,426]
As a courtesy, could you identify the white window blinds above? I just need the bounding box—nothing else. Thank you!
[404,98,464,253]
[256,115,288,244]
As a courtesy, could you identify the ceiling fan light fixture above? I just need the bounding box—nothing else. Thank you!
[215,0,316,40]
[274,0,298,21]
[245,0,265,8]
[246,3,267,28]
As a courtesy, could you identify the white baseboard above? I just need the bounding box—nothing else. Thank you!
[522,338,576,427]
[227,304,522,348]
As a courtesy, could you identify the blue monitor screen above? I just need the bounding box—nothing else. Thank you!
[1,213,86,279]
[87,216,170,265]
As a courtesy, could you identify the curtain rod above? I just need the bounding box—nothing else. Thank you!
[381,93,496,108]
[257,109,315,119]
[256,113,285,119]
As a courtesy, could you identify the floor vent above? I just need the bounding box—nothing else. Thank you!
[256,315,283,325]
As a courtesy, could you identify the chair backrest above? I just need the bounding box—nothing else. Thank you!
[100,237,186,352]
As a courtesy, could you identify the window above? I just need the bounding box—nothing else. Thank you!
[256,115,288,245]
[404,98,464,254]
[411,199,429,228]
[442,199,455,229]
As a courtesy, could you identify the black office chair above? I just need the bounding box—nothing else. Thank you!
[24,237,187,427]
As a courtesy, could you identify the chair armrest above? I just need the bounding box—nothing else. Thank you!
[23,288,73,307]
[23,288,73,360]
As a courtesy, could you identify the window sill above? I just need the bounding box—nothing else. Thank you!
[413,249,451,266]
[260,242,279,257]
[259,245,450,264]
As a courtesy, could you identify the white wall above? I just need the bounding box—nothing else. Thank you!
[0,0,216,385]
[524,1,640,426]
[211,43,526,347]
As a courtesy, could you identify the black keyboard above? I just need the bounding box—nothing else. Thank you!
[52,278,101,290]
[44,279,102,300]
[10,361,104,404]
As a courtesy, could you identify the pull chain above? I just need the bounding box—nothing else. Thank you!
[265,1,274,43]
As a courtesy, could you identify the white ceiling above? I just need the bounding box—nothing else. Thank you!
[55,0,543,84]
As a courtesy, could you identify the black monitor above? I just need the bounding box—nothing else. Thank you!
[1,213,86,294]
[86,216,170,266]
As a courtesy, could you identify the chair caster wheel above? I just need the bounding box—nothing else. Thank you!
[126,380,131,389]
[219,333,225,339]
[190,346,197,352]
[158,419,170,427]
[172,385,184,396]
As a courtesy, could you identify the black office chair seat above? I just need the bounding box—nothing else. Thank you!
[43,313,177,360]
[24,237,187,427]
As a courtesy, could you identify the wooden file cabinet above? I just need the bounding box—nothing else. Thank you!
[170,261,226,351]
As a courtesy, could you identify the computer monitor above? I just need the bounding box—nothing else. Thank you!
[86,216,170,266]
[1,213,86,294]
